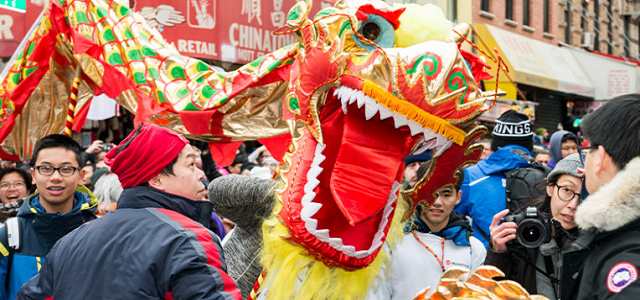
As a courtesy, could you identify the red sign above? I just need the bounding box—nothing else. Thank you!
[0,1,45,57]
[131,0,336,64]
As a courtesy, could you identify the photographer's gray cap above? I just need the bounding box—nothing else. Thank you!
[547,153,583,182]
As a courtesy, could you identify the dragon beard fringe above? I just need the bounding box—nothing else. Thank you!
[258,195,409,300]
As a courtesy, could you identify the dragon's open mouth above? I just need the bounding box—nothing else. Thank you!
[280,83,456,265]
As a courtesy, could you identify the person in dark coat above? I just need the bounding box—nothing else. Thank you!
[561,94,640,300]
[17,123,240,300]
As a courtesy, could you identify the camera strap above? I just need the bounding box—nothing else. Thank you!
[510,249,559,285]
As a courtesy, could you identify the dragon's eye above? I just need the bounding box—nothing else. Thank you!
[354,14,396,51]
[361,22,381,42]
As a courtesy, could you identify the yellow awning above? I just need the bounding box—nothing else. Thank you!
[473,24,594,99]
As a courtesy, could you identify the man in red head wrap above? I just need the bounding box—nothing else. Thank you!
[18,123,241,300]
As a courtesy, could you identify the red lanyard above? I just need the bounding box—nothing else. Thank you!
[412,231,446,272]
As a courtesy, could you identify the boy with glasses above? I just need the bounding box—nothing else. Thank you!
[0,134,97,300]
[562,94,640,300]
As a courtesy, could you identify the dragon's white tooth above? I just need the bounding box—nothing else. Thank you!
[356,91,366,109]
[302,202,323,217]
[422,136,437,149]
[378,106,392,120]
[348,89,358,104]
[315,229,330,240]
[304,218,319,232]
[342,100,348,114]
[423,129,437,141]
[413,143,432,155]
[364,99,378,120]
[333,87,341,97]
[392,113,408,128]
[342,245,356,257]
[434,139,454,157]
[329,237,343,249]
[436,134,448,147]
[408,120,423,136]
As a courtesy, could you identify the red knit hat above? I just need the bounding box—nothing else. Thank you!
[104,123,189,189]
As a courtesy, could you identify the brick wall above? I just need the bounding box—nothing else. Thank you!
[473,0,558,45]
[560,0,640,60]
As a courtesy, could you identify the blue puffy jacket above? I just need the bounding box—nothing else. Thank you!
[454,145,531,248]
[0,186,97,300]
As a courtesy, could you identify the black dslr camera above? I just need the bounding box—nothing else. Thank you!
[504,206,551,248]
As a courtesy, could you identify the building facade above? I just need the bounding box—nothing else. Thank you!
[474,0,559,45]
[559,0,640,61]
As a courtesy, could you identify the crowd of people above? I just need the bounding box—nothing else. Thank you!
[0,94,637,299]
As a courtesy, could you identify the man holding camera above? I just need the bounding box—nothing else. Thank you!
[561,94,640,300]
[486,153,583,300]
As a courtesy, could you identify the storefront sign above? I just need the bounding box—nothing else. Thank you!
[0,0,44,57]
[569,49,636,100]
[132,0,336,63]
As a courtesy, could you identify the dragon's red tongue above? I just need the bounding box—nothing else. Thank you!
[329,109,407,226]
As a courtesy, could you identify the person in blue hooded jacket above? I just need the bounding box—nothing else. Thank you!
[0,134,97,300]
[454,110,536,248]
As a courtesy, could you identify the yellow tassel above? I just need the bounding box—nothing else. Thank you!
[361,79,465,146]
[259,197,408,300]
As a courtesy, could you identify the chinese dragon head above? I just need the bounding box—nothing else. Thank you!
[257,1,496,299]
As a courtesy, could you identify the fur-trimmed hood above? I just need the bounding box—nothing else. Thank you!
[576,157,640,232]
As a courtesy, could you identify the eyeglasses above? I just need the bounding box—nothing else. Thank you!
[555,184,581,202]
[578,145,598,164]
[34,165,81,177]
[0,181,25,190]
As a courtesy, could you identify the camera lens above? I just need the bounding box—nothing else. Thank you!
[516,219,546,248]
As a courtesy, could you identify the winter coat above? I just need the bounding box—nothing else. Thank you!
[485,219,577,300]
[16,186,241,300]
[455,145,532,247]
[0,186,97,300]
[367,212,486,300]
[562,157,640,300]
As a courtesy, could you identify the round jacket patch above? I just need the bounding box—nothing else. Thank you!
[608,262,638,293]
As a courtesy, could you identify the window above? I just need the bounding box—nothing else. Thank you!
[565,3,571,44]
[523,0,530,26]
[594,0,600,51]
[506,0,513,20]
[581,0,588,31]
[608,1,613,54]
[481,0,489,12]
[624,16,630,57]
[543,0,550,33]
